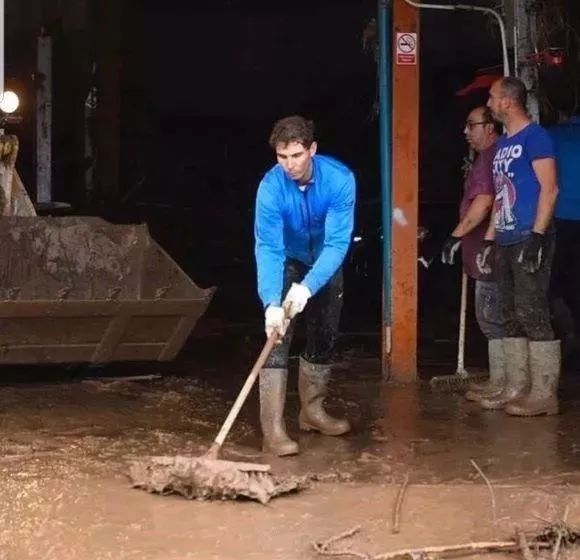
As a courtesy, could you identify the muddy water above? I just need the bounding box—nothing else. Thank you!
[1,356,580,487]
[3,356,580,559]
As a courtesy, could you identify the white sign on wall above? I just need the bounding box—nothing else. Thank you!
[396,32,417,65]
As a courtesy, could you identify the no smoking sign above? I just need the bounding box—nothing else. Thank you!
[396,32,417,65]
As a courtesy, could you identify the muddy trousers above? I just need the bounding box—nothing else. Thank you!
[264,259,343,369]
[496,238,555,341]
[260,260,347,456]
[474,280,504,341]
[480,237,561,415]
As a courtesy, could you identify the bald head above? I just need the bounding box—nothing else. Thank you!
[498,77,527,108]
[487,77,529,126]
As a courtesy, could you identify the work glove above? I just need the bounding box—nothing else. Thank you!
[265,305,288,340]
[418,255,432,270]
[518,232,545,274]
[283,283,312,319]
[476,240,494,275]
[441,235,462,265]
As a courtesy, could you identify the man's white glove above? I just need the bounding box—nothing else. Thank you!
[283,283,312,319]
[265,305,288,339]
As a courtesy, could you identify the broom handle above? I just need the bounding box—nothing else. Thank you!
[207,332,280,457]
[457,271,468,374]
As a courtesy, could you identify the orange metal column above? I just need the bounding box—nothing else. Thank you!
[391,0,419,382]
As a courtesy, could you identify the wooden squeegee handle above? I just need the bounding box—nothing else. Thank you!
[456,271,468,375]
[206,332,280,458]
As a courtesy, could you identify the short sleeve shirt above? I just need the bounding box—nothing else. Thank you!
[491,123,556,245]
[460,144,495,281]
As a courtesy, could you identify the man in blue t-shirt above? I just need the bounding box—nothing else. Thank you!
[476,77,560,417]
[254,116,355,457]
[549,113,580,364]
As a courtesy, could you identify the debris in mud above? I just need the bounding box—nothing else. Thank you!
[309,470,354,483]
[535,513,578,559]
[312,522,580,559]
[128,455,310,504]
[357,452,383,464]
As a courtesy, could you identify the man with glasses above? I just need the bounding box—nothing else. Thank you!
[477,77,560,416]
[441,106,505,401]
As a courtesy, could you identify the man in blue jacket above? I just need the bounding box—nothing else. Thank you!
[254,116,356,456]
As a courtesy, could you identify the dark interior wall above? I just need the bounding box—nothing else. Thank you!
[5,0,511,214]
[5,0,41,193]
[124,1,374,120]
[0,0,575,364]
[6,0,574,346]
[5,0,91,204]
[1,1,512,331]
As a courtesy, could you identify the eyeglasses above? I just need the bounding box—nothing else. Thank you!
[465,121,491,130]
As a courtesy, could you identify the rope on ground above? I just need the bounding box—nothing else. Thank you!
[470,459,497,524]
[392,472,410,534]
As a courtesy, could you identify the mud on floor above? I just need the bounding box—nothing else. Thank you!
[1,367,580,559]
[2,476,580,559]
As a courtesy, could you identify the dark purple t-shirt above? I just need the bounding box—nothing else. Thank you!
[460,144,495,281]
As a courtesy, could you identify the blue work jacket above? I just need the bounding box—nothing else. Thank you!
[254,154,356,307]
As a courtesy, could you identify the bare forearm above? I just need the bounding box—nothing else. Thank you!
[484,203,497,241]
[531,157,558,234]
[452,197,493,237]
[533,187,558,234]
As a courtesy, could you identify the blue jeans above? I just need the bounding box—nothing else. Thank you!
[475,280,504,340]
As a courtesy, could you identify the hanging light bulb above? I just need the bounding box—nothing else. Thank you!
[0,90,19,114]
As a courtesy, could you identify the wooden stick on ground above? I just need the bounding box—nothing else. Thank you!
[313,526,369,559]
[373,541,551,560]
[552,505,570,560]
[470,459,497,524]
[517,527,536,560]
[392,472,410,534]
[312,529,553,560]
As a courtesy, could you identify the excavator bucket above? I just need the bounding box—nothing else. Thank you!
[0,218,215,364]
[0,136,214,364]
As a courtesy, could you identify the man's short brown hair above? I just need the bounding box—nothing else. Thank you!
[269,116,315,149]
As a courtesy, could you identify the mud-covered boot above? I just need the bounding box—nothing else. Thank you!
[465,339,506,402]
[259,368,299,456]
[298,358,350,436]
[505,340,561,416]
[479,338,529,410]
